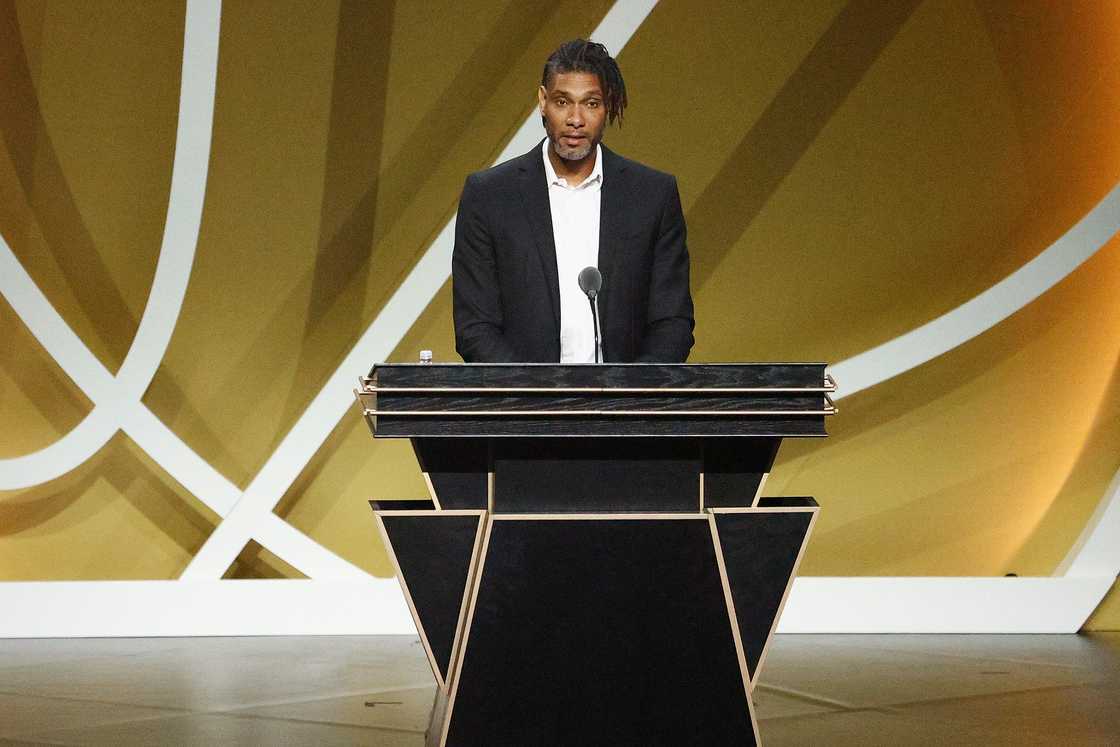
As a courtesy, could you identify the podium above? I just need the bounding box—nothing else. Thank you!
[356,363,835,746]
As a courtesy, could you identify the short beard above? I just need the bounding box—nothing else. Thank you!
[542,116,597,162]
[551,137,594,162]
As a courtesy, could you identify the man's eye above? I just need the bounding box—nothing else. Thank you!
[588,101,600,108]
[555,99,567,106]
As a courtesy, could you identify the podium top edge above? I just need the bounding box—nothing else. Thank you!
[369,362,830,368]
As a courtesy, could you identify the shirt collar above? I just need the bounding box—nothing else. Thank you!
[542,139,603,190]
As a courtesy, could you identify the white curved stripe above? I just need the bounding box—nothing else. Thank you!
[1,0,1111,632]
[0,0,222,501]
[1059,463,1120,579]
[0,0,1112,634]
[115,0,219,394]
[119,404,241,509]
[253,512,373,579]
[0,0,363,578]
[0,245,119,402]
[0,239,124,489]
[0,410,117,491]
[825,181,1120,622]
[113,0,363,583]
[181,0,662,579]
[830,183,1120,400]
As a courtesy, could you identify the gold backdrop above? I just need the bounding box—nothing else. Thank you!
[1,0,1118,628]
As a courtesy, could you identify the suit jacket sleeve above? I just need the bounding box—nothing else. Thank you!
[635,177,695,363]
[452,174,518,363]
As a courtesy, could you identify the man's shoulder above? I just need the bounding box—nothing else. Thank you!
[465,147,538,189]
[603,146,676,186]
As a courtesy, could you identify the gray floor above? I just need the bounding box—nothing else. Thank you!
[0,633,1116,745]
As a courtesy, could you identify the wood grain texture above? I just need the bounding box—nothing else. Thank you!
[370,362,827,388]
[363,364,830,438]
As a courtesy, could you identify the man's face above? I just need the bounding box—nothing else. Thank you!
[538,71,606,162]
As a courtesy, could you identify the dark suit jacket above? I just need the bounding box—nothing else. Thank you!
[452,142,695,363]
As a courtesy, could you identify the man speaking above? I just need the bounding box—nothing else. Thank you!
[452,39,694,363]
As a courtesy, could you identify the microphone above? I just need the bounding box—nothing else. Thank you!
[578,266,603,363]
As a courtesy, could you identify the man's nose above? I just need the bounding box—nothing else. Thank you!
[566,107,584,126]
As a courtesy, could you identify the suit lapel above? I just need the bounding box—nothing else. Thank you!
[598,145,628,356]
[518,145,561,331]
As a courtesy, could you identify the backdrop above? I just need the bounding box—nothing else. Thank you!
[1,0,1118,631]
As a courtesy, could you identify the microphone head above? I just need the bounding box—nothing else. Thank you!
[578,266,602,299]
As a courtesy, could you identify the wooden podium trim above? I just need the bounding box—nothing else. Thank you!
[438,512,757,746]
[363,384,836,394]
[491,512,706,521]
[750,473,769,508]
[707,512,761,744]
[439,513,496,747]
[374,509,487,694]
[364,407,837,417]
[708,505,820,690]
[420,473,443,510]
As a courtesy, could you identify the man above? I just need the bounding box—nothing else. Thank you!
[452,39,694,363]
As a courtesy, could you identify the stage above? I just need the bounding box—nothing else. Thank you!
[0,633,1115,745]
[3,1,1120,745]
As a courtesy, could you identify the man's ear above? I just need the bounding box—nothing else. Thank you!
[537,85,547,113]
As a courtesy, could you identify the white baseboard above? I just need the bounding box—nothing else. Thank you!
[0,580,410,638]
[778,576,1115,634]
[0,575,1111,638]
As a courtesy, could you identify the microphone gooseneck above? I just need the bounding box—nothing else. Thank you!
[578,266,603,363]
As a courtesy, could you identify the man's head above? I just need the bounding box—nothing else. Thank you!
[538,39,627,163]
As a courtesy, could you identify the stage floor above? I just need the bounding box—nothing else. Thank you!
[0,633,1116,745]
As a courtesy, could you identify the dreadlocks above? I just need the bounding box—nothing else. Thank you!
[541,39,628,126]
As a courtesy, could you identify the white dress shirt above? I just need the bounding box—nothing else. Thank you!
[543,140,603,363]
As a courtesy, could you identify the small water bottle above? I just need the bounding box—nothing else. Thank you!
[419,349,433,364]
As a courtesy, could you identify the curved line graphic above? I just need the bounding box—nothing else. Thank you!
[1059,463,1120,579]
[184,0,1120,593]
[0,245,119,402]
[0,410,118,490]
[0,227,120,488]
[1,0,1115,624]
[0,0,220,495]
[180,0,663,579]
[0,0,371,581]
[829,184,1120,400]
[824,182,1120,608]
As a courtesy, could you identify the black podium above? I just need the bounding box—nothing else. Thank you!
[356,363,835,746]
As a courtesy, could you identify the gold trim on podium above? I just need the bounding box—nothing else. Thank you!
[373,508,487,695]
